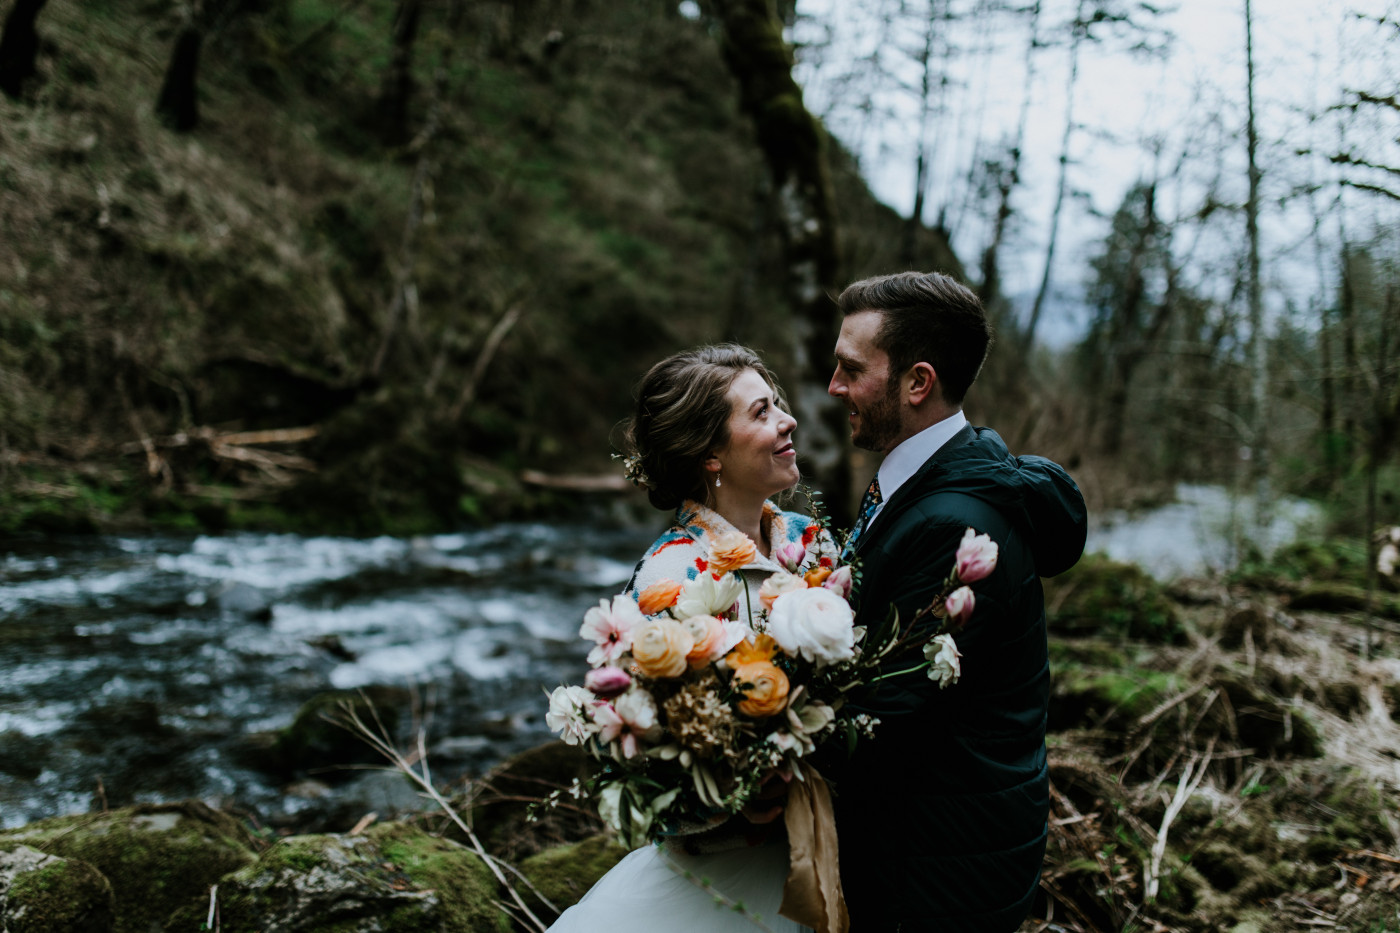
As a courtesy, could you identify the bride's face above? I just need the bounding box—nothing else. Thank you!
[709,369,800,499]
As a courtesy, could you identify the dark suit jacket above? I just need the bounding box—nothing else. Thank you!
[829,425,1087,932]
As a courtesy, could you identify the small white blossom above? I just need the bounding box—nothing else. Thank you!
[676,572,744,619]
[545,685,599,745]
[924,634,962,689]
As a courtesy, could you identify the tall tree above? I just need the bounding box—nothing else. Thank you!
[710,0,850,523]
[0,0,48,99]
[156,1,207,131]
[375,0,423,146]
[1243,0,1270,530]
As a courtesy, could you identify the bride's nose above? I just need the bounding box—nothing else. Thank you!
[780,409,797,435]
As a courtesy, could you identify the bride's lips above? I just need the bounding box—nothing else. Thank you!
[775,442,796,458]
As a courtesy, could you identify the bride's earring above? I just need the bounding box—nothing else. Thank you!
[714,469,722,488]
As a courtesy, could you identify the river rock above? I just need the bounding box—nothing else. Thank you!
[163,822,500,932]
[0,800,257,933]
[0,844,115,932]
[247,686,409,779]
[461,741,597,861]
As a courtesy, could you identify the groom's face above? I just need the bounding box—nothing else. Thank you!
[830,311,904,453]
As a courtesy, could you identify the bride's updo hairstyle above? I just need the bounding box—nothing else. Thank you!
[622,344,785,511]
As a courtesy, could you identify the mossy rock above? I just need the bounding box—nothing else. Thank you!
[257,686,409,778]
[460,741,600,862]
[1214,676,1323,759]
[1043,554,1185,643]
[1217,603,1273,650]
[1048,667,1180,732]
[0,801,255,933]
[517,833,628,916]
[164,822,505,932]
[0,844,115,932]
[1285,582,1400,620]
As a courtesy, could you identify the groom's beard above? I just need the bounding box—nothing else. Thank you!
[852,380,902,452]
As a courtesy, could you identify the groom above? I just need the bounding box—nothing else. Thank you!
[824,271,1087,932]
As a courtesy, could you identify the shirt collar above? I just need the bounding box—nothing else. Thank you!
[876,410,968,505]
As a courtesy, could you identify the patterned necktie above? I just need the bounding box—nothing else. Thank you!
[844,474,883,556]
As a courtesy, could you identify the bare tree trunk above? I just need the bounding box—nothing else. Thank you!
[980,0,1041,313]
[156,3,205,131]
[710,0,850,524]
[1022,0,1085,351]
[901,2,937,268]
[376,0,422,146]
[1244,0,1270,536]
[0,0,47,99]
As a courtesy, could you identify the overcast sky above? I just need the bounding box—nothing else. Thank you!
[790,0,1398,345]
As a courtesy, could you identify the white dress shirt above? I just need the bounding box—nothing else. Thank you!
[865,409,968,533]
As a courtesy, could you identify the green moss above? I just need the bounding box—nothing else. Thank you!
[1043,554,1186,643]
[0,801,256,933]
[517,833,628,914]
[0,845,115,932]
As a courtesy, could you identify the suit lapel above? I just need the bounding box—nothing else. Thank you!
[853,424,977,558]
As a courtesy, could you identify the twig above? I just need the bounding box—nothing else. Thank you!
[450,303,523,420]
[1144,747,1213,902]
[331,695,554,931]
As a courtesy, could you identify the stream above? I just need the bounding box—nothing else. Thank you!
[0,484,1324,830]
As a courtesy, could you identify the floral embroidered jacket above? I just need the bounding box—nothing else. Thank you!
[626,499,833,624]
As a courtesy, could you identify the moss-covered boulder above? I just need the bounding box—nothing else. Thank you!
[517,833,628,915]
[164,822,504,932]
[460,742,600,862]
[1285,582,1400,620]
[0,844,115,932]
[0,801,254,933]
[1043,554,1186,643]
[247,686,408,778]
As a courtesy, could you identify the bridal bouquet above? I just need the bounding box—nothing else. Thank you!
[542,523,1000,850]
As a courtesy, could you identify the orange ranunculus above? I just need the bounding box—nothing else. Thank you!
[708,530,758,575]
[637,579,683,616]
[803,566,833,588]
[725,633,779,667]
[732,660,790,717]
[682,614,726,669]
[631,618,696,679]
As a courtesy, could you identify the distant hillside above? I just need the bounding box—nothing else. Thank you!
[0,0,959,534]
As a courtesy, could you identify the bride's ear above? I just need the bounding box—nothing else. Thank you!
[702,454,722,475]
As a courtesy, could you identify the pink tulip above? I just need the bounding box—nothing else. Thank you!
[776,541,807,573]
[954,528,998,582]
[944,586,975,627]
[585,666,632,698]
[822,565,854,600]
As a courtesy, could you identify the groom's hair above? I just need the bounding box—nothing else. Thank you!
[837,271,992,405]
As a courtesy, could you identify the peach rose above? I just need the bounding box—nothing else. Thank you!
[758,570,808,611]
[732,660,790,717]
[803,566,833,588]
[681,614,727,668]
[637,579,682,616]
[708,530,758,575]
[630,618,695,679]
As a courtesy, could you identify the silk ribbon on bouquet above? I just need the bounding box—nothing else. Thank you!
[778,766,849,933]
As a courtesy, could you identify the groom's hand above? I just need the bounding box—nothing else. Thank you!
[740,769,792,824]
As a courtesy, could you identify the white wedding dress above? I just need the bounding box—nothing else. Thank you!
[547,839,807,932]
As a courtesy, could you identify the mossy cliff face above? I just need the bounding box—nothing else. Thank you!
[164,822,506,933]
[0,844,115,932]
[0,800,255,933]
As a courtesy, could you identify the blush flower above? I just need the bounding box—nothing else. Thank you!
[580,595,644,667]
[708,530,758,574]
[775,541,808,573]
[944,585,976,627]
[637,579,683,616]
[545,685,599,746]
[594,688,661,759]
[585,665,632,698]
[924,634,962,689]
[731,660,790,717]
[630,617,695,679]
[767,587,856,668]
[681,614,728,668]
[955,528,999,582]
[758,570,808,611]
[675,572,744,619]
[821,565,853,600]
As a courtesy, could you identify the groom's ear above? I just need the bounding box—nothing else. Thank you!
[907,362,938,405]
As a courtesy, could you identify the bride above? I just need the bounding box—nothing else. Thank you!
[548,344,826,933]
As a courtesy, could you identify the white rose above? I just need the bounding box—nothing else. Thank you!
[924,634,962,689]
[758,570,809,611]
[767,587,856,668]
[545,685,598,746]
[675,572,744,619]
